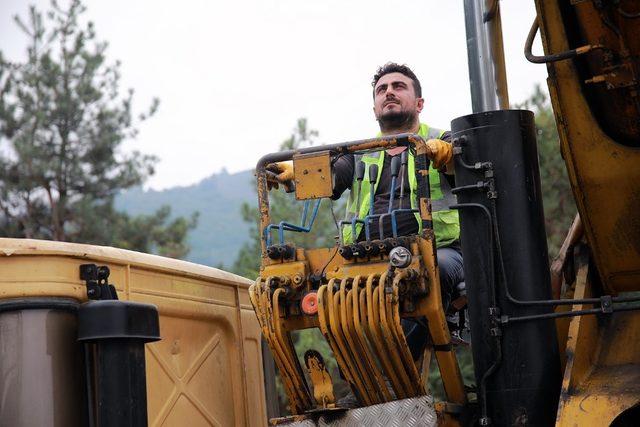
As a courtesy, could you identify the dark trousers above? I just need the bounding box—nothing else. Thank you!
[402,246,464,360]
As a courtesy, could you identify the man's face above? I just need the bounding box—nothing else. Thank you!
[373,72,423,129]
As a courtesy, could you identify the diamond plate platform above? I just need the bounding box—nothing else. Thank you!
[274,396,438,427]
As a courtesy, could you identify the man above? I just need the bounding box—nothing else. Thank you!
[269,63,463,359]
[334,63,460,275]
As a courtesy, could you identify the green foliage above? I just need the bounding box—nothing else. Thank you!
[0,0,196,257]
[517,84,577,255]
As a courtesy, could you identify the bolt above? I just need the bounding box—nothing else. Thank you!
[479,416,491,426]
[389,246,412,269]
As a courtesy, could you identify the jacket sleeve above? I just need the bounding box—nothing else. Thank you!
[331,153,354,200]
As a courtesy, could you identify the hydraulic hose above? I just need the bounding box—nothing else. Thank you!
[524,17,603,64]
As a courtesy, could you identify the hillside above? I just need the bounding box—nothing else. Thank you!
[116,169,256,268]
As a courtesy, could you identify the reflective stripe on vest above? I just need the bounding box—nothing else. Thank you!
[342,123,459,247]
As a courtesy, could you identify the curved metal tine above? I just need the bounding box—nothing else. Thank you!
[252,279,267,329]
[262,284,309,409]
[358,284,372,358]
[250,286,299,410]
[377,271,416,396]
[359,286,368,334]
[251,282,279,362]
[249,282,268,337]
[374,284,413,397]
[284,325,314,405]
[366,275,407,399]
[388,279,425,395]
[350,277,392,401]
[253,280,306,413]
[250,281,276,359]
[274,289,303,375]
[261,284,287,361]
[329,279,372,406]
[264,288,308,410]
[273,288,313,408]
[318,282,363,405]
[253,280,277,355]
[358,285,372,361]
[340,278,379,404]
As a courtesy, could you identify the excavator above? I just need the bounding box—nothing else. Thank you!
[249,0,640,426]
[0,1,637,426]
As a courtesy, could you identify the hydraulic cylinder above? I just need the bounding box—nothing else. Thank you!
[451,109,561,426]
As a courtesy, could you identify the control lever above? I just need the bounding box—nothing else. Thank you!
[355,161,366,213]
[368,163,379,214]
[398,151,408,208]
[379,155,402,240]
[340,161,378,247]
[388,155,401,213]
[364,164,379,241]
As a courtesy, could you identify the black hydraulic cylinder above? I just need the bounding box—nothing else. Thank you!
[451,110,561,426]
[78,300,161,427]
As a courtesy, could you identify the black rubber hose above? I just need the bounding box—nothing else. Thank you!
[525,18,591,64]
[490,198,640,307]
[618,7,640,19]
[504,304,640,324]
[451,203,499,424]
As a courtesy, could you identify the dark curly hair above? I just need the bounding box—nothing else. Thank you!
[371,62,422,98]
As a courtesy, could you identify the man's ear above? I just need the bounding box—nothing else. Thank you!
[416,97,424,113]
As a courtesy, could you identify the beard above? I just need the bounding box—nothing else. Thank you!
[376,109,418,133]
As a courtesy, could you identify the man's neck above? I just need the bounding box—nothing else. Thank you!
[379,120,420,137]
[382,121,420,155]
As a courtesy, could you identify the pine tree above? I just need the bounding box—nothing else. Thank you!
[0,0,197,257]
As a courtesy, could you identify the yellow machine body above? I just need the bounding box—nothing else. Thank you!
[535,0,640,424]
[0,238,267,427]
[250,136,470,425]
[536,0,640,294]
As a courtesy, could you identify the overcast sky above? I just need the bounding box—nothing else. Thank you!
[1,1,547,190]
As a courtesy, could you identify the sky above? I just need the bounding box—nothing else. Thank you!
[1,1,548,190]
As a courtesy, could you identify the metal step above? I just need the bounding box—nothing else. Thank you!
[273,395,437,427]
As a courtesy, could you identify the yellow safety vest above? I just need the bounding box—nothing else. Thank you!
[342,123,459,247]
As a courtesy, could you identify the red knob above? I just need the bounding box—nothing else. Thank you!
[301,292,318,315]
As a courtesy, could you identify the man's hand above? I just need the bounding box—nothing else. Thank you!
[265,161,294,191]
[425,139,453,172]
